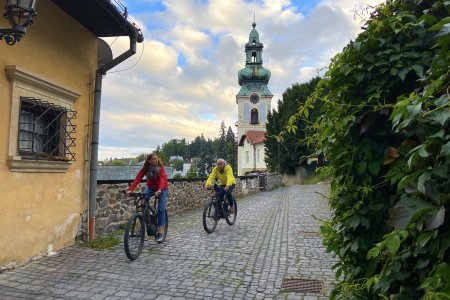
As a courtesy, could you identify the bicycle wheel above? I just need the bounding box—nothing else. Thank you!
[203,200,218,233]
[226,198,237,225]
[124,213,145,260]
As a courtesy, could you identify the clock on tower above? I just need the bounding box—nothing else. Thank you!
[250,93,259,104]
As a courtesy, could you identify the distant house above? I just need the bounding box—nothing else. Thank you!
[165,166,174,179]
[97,165,175,180]
[238,130,267,175]
[182,163,192,177]
[97,166,143,181]
[169,156,184,162]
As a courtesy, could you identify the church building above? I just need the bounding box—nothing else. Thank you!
[236,22,273,176]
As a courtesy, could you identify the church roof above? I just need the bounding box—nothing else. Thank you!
[239,130,266,146]
[97,165,142,181]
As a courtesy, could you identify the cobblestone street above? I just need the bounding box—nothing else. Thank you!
[0,184,337,299]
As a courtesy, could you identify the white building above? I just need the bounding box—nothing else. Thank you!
[236,22,273,176]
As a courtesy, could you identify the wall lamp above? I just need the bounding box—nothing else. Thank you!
[0,0,37,45]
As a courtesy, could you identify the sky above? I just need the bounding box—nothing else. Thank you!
[98,0,385,161]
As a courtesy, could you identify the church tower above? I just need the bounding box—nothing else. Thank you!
[236,21,273,176]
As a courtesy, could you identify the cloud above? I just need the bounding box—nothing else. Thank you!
[97,0,384,160]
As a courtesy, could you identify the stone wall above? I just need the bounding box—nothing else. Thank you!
[81,174,282,237]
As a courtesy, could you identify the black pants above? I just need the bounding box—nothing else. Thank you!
[218,184,235,215]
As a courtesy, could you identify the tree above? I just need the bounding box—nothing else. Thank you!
[217,121,226,160]
[186,165,198,179]
[225,126,237,172]
[136,153,149,163]
[265,77,321,174]
[110,159,125,166]
[172,173,183,179]
[170,159,184,171]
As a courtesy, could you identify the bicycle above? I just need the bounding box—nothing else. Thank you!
[122,190,168,260]
[202,184,237,233]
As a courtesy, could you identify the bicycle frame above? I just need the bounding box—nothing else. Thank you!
[130,191,158,227]
[123,189,168,260]
[203,183,237,233]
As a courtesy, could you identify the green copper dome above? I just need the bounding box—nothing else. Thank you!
[248,21,260,45]
[238,65,271,85]
[237,22,272,96]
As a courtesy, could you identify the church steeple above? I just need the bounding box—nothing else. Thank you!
[235,21,273,176]
[237,22,272,96]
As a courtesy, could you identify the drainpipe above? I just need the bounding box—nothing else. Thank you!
[88,28,143,240]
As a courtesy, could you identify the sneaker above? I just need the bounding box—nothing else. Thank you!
[155,233,164,243]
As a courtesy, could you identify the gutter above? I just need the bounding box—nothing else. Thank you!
[88,11,143,240]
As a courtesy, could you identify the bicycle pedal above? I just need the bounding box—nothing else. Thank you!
[147,226,156,236]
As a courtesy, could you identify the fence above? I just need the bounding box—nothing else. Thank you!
[77,174,282,237]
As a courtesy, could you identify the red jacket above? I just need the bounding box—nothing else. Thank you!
[129,165,168,192]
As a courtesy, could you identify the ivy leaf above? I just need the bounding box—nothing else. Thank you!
[386,234,401,255]
[369,202,385,211]
[434,94,449,107]
[345,215,361,230]
[398,67,409,81]
[429,110,450,127]
[367,246,380,259]
[435,23,450,37]
[354,72,365,82]
[388,197,433,229]
[424,206,445,230]
[429,129,445,139]
[416,232,435,248]
[438,238,450,259]
[414,259,430,270]
[368,161,380,176]
[417,172,431,194]
[355,161,367,174]
[411,65,423,78]
[440,141,450,156]
[424,181,440,204]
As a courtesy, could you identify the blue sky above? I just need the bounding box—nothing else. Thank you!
[99,0,384,160]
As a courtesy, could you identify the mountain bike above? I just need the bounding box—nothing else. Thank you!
[122,190,168,260]
[202,184,237,233]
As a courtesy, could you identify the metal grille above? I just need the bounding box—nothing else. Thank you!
[18,97,77,161]
[282,278,323,293]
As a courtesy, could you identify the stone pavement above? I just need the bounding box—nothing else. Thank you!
[0,184,337,300]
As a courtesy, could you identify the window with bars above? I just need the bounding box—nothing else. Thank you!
[18,97,77,161]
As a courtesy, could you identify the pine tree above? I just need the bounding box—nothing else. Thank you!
[217,121,226,160]
[225,126,237,172]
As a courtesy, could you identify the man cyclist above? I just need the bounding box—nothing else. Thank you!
[204,158,236,216]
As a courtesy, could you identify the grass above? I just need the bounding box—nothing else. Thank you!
[78,227,124,250]
[302,173,332,185]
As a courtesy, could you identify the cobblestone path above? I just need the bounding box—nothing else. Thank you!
[0,184,337,299]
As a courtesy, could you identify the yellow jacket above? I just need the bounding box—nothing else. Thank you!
[205,164,236,187]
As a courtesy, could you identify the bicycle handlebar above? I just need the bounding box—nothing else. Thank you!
[122,190,155,198]
[206,183,220,192]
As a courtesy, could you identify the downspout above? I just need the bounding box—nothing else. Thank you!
[88,30,143,240]
[253,144,256,172]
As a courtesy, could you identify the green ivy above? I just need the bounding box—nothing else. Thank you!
[289,1,450,298]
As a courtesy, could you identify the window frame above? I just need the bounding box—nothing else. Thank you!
[5,65,81,173]
[18,97,77,161]
[250,108,259,124]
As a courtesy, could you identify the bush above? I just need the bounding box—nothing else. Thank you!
[292,1,450,298]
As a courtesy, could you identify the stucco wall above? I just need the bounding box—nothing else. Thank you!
[0,1,96,270]
[79,175,282,237]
